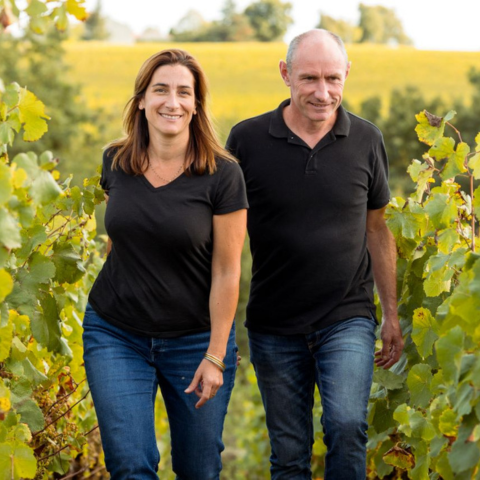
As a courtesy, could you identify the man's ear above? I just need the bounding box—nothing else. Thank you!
[345,61,352,80]
[279,60,290,87]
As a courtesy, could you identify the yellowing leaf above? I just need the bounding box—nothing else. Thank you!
[12,168,27,189]
[0,396,11,412]
[28,14,49,34]
[0,321,13,362]
[411,308,439,358]
[437,228,459,254]
[415,110,446,146]
[0,268,13,303]
[424,268,452,297]
[429,137,455,161]
[53,5,68,31]
[0,379,11,413]
[439,409,458,436]
[66,0,88,21]
[0,441,37,479]
[0,163,12,205]
[383,445,415,470]
[17,88,50,142]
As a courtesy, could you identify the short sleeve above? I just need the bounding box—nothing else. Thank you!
[367,134,390,210]
[213,160,249,215]
[225,128,241,161]
[100,148,114,193]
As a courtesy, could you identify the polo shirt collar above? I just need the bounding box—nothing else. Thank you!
[269,99,351,140]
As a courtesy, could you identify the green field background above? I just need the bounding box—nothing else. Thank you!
[65,41,480,142]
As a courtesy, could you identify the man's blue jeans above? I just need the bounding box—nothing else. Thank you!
[82,304,237,480]
[248,316,376,480]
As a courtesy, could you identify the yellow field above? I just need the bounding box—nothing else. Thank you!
[65,41,480,139]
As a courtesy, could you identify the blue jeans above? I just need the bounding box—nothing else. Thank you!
[248,316,376,480]
[82,304,237,480]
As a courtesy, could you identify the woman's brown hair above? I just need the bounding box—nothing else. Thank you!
[108,49,236,175]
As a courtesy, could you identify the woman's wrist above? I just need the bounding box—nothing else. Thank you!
[203,353,226,372]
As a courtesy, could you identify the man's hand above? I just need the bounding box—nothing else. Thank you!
[374,320,403,369]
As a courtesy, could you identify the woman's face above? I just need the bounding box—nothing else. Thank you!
[139,64,196,142]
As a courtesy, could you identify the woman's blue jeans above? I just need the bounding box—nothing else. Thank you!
[82,304,237,480]
[248,316,376,480]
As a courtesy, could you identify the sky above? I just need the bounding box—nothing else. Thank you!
[83,0,480,51]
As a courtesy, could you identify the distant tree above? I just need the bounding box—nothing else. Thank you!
[170,1,254,42]
[244,0,293,41]
[138,26,163,42]
[453,67,480,147]
[358,3,412,45]
[219,0,254,41]
[82,0,108,40]
[169,9,209,41]
[316,13,362,43]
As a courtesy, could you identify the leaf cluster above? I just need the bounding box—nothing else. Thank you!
[367,110,480,479]
[0,3,106,478]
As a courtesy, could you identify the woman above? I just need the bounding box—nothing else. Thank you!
[82,49,247,479]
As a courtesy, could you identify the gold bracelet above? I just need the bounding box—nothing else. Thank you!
[204,353,226,372]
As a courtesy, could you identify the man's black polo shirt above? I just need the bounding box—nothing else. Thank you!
[226,99,390,335]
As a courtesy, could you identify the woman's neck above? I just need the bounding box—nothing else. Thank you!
[147,130,189,164]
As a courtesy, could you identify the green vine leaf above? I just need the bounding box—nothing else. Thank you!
[407,364,432,408]
[449,438,480,474]
[436,326,464,384]
[24,0,48,18]
[468,132,480,179]
[442,142,470,180]
[14,399,44,432]
[0,207,21,249]
[424,193,458,230]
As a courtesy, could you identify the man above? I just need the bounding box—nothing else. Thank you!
[226,29,403,480]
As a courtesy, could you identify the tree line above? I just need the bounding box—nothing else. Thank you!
[83,0,411,45]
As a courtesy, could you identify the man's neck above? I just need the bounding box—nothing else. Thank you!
[283,104,338,149]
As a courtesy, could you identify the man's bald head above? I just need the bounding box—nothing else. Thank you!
[286,29,349,74]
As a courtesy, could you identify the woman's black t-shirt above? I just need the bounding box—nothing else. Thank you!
[88,149,248,338]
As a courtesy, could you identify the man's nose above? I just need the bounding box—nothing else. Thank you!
[314,80,329,100]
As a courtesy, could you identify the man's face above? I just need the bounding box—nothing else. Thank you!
[280,37,350,128]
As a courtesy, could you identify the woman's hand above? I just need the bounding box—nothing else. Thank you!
[184,359,224,409]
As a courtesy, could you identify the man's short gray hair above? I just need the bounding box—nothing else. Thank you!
[286,29,349,73]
